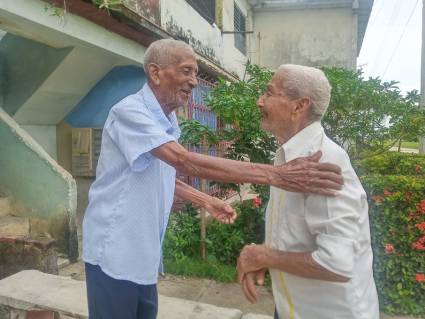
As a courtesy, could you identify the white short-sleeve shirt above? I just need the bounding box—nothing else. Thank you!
[266,122,379,319]
[83,84,180,285]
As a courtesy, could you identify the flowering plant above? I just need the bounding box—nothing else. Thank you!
[362,167,425,317]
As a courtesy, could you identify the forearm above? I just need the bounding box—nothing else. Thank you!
[153,141,343,195]
[177,148,276,185]
[174,179,211,207]
[262,249,350,282]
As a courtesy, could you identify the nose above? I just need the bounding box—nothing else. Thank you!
[257,94,265,109]
[188,74,198,88]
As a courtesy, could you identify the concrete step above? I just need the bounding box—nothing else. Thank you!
[0,216,29,237]
[0,270,273,319]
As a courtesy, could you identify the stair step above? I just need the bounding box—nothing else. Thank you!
[0,197,13,217]
[0,216,30,237]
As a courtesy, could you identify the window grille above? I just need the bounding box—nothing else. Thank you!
[234,2,246,55]
[186,0,216,25]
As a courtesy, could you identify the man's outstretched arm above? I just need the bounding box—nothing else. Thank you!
[152,141,343,195]
[174,179,236,224]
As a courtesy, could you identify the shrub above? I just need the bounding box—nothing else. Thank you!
[361,162,425,316]
[163,199,265,268]
[163,204,200,261]
[207,199,265,264]
[355,152,425,176]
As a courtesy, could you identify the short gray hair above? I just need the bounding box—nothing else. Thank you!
[143,39,195,76]
[277,64,331,120]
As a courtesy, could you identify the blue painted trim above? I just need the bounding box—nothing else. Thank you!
[65,65,146,128]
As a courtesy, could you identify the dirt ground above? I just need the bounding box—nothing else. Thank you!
[59,260,275,316]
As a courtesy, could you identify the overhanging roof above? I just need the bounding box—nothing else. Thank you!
[248,0,374,55]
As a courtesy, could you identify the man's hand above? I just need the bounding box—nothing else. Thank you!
[237,244,269,283]
[241,269,267,303]
[275,151,343,196]
[205,197,237,224]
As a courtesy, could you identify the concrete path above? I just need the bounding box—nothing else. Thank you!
[59,260,422,319]
[58,260,275,316]
[0,270,271,319]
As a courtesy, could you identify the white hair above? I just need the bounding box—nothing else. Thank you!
[143,39,195,76]
[277,64,331,120]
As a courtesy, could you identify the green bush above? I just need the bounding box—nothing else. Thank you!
[163,199,265,277]
[360,155,425,317]
[355,152,425,176]
[207,199,265,264]
[163,204,201,261]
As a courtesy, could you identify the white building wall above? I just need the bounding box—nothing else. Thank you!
[161,0,251,78]
[222,0,252,77]
[251,7,357,70]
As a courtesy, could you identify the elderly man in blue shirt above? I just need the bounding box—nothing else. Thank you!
[83,39,343,319]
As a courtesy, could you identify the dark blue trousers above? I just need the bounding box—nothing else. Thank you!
[85,263,158,319]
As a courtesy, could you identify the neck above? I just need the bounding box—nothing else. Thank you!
[275,119,316,145]
[148,82,174,115]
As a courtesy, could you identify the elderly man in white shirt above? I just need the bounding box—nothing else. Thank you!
[237,64,379,319]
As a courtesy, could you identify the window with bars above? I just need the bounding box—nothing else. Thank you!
[186,0,216,25]
[234,2,246,55]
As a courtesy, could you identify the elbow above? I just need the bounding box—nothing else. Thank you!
[174,153,188,173]
[173,150,193,175]
[311,251,354,283]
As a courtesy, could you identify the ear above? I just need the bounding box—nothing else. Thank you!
[294,97,311,114]
[148,63,161,86]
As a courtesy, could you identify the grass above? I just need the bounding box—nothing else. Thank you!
[400,141,419,149]
[384,140,419,150]
[164,257,237,283]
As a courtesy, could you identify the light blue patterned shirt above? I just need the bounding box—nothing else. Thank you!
[83,84,180,285]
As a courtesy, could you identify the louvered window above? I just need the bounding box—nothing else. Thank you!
[186,0,216,25]
[234,3,246,55]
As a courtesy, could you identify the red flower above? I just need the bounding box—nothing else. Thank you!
[416,222,425,232]
[383,189,393,196]
[372,195,384,203]
[412,236,425,251]
[252,196,262,208]
[415,165,423,174]
[384,244,395,254]
[419,200,425,213]
[416,273,425,283]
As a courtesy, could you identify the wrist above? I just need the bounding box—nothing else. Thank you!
[261,247,276,269]
[268,165,283,187]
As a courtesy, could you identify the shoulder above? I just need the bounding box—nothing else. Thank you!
[110,90,145,115]
[106,90,154,125]
[320,135,351,168]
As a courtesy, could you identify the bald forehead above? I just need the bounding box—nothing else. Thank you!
[169,46,196,64]
[143,39,196,74]
[270,70,286,91]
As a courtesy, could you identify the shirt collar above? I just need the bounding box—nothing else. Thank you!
[281,121,323,162]
[141,84,180,139]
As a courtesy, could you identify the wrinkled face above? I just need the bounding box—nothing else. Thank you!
[153,48,198,110]
[257,72,297,136]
